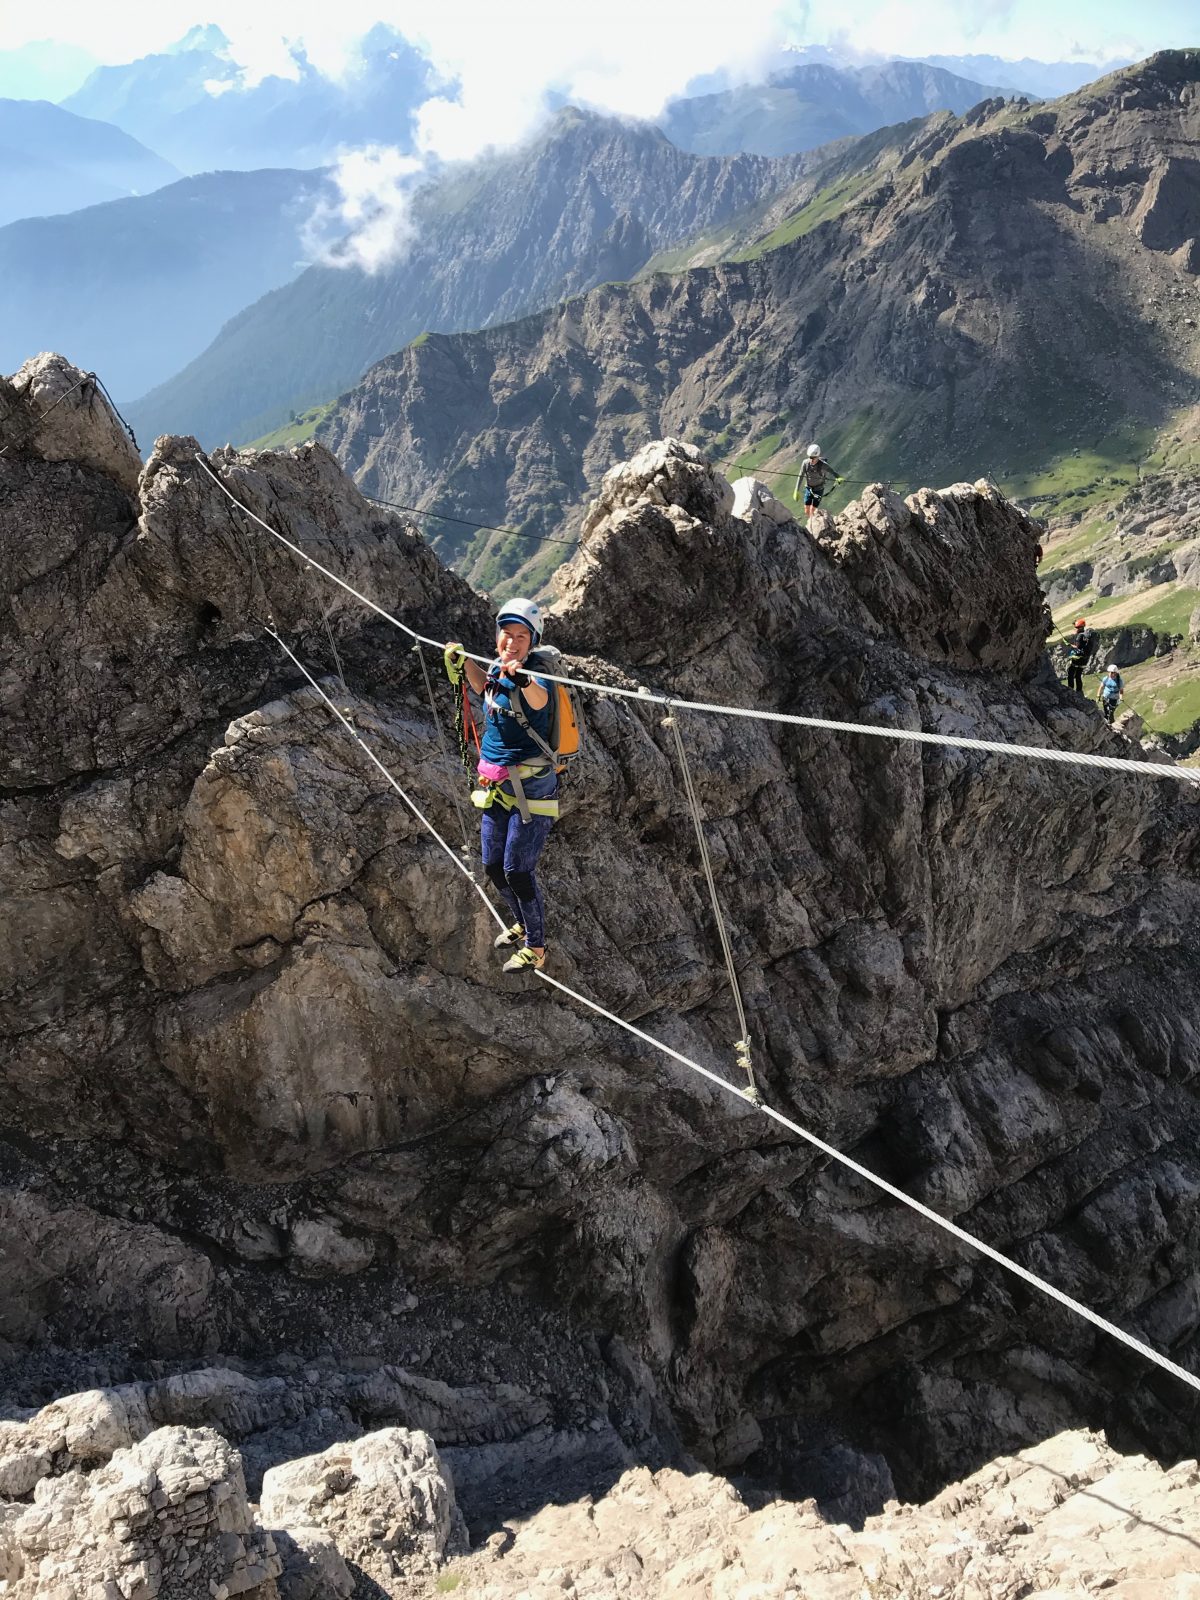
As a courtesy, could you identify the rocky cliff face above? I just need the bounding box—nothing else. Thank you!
[5,359,1200,1574]
[128,109,821,449]
[320,51,1200,591]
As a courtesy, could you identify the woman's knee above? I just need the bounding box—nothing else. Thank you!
[483,857,510,894]
[507,868,537,902]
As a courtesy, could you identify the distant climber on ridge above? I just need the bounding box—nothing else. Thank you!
[1098,663,1125,725]
[445,599,560,974]
[793,443,841,522]
[1065,618,1097,694]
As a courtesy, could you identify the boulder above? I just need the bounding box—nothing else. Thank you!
[0,352,141,496]
[0,1425,281,1600]
[259,1428,466,1583]
[272,1527,355,1599]
[730,473,795,528]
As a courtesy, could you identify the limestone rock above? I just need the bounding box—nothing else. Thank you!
[286,1216,376,1278]
[816,477,1047,674]
[272,1527,354,1599]
[0,1190,219,1353]
[0,353,141,496]
[730,473,795,528]
[447,1429,1200,1600]
[6,413,1200,1492]
[0,1425,281,1600]
[259,1428,466,1583]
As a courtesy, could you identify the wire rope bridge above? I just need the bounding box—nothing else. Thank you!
[196,453,1200,1406]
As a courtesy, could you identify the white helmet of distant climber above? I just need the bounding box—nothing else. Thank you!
[807,443,820,457]
[496,597,543,646]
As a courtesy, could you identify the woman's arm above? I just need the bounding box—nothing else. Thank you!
[518,674,549,711]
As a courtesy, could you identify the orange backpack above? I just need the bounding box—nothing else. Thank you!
[510,646,583,772]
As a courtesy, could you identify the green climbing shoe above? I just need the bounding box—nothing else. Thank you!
[493,923,524,949]
[502,946,546,973]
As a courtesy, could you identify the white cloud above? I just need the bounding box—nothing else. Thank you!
[304,144,424,272]
[409,0,797,161]
[316,0,803,267]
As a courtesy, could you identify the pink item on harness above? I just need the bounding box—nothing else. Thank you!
[477,758,510,783]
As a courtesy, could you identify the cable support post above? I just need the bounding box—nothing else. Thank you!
[665,704,754,1084]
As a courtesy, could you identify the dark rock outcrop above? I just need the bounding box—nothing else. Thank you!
[5,367,1200,1505]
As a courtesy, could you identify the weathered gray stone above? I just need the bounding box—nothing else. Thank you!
[260,1428,465,1582]
[0,1427,280,1600]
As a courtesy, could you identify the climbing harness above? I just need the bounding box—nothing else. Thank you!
[664,709,759,1103]
[471,762,560,824]
[266,625,1200,1406]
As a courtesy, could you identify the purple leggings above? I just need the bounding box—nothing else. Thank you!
[480,804,555,948]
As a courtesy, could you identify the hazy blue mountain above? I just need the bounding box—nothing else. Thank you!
[912,54,1131,98]
[64,23,437,174]
[659,60,1008,156]
[0,99,180,226]
[0,40,98,100]
[0,167,332,400]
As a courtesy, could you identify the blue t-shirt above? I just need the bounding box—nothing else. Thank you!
[1100,673,1123,702]
[479,664,553,766]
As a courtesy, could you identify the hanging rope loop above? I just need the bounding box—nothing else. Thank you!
[413,642,476,865]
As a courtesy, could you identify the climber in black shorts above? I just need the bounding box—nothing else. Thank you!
[793,443,841,521]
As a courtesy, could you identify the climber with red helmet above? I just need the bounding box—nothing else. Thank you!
[1065,617,1097,694]
[444,598,557,973]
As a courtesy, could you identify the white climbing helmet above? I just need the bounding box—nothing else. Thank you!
[1107,663,1119,673]
[807,443,820,457]
[496,596,543,646]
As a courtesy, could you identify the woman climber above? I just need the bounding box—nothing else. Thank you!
[445,599,558,973]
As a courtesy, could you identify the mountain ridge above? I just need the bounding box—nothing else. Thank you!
[125,109,822,447]
[0,167,332,399]
[316,50,1200,590]
[0,97,180,226]
[658,58,1014,156]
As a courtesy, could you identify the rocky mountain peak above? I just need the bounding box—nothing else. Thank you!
[322,49,1200,594]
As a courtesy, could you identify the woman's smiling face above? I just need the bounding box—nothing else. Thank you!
[497,622,533,662]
